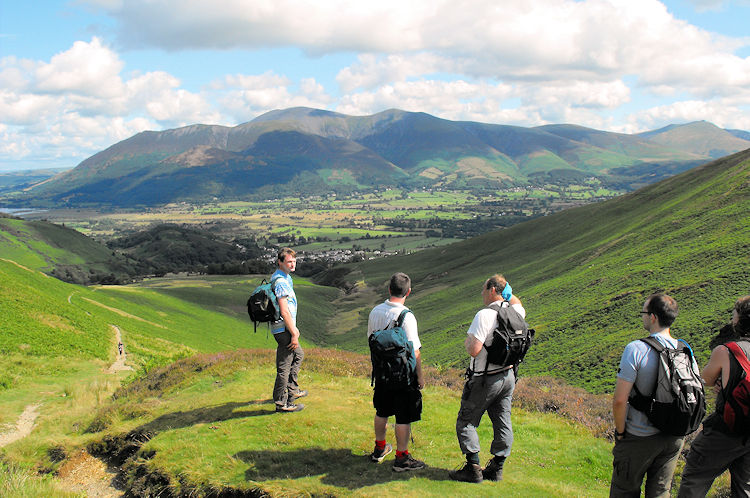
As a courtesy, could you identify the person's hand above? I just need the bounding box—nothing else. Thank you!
[288,330,300,350]
[418,376,425,390]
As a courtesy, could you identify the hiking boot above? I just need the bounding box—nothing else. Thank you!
[449,462,483,483]
[370,443,393,463]
[392,454,426,472]
[291,389,308,400]
[275,402,304,413]
[482,457,505,481]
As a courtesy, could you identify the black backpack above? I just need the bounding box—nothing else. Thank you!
[369,309,418,390]
[482,301,535,377]
[629,337,706,436]
[246,277,282,333]
[722,341,750,436]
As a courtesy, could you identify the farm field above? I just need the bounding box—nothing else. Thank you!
[24,184,622,255]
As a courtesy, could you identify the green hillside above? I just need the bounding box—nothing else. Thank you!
[317,149,750,393]
[0,214,149,284]
[0,236,618,496]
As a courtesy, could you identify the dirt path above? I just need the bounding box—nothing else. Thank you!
[107,325,133,373]
[57,450,124,497]
[0,404,41,448]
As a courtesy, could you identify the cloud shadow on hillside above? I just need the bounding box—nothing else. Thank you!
[235,448,451,490]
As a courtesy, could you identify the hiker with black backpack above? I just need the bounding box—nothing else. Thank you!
[678,295,750,498]
[270,248,307,413]
[367,272,426,472]
[611,293,704,497]
[449,274,532,483]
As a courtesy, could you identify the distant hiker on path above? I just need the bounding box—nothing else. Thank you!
[271,248,307,413]
[610,293,702,497]
[449,275,530,483]
[367,272,426,472]
[678,295,750,498]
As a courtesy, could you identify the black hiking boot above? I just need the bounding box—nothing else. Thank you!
[449,462,483,483]
[291,389,308,400]
[392,454,426,472]
[275,402,304,413]
[482,457,505,481]
[370,443,393,463]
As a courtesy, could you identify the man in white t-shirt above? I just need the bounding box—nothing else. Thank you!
[367,272,426,472]
[449,274,526,483]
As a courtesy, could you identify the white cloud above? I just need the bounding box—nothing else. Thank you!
[0,38,223,169]
[628,99,750,131]
[35,38,125,98]
[213,72,333,122]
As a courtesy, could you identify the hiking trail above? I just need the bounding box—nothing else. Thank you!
[107,325,133,373]
[0,403,41,448]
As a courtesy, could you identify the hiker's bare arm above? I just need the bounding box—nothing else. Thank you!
[277,296,300,349]
[702,346,729,389]
[465,335,483,357]
[612,378,633,435]
[415,349,425,389]
[509,295,522,306]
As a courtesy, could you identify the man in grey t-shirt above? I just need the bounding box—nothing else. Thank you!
[610,293,697,497]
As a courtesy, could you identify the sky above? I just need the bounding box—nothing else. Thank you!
[1,0,750,172]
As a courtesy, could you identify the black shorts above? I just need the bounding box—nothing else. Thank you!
[373,387,422,424]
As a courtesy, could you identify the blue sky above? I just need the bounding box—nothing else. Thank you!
[1,0,750,171]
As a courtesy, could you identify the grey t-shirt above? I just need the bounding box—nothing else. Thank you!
[617,333,698,436]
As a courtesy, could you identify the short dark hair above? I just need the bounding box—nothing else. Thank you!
[389,272,411,298]
[646,293,679,327]
[734,295,750,335]
[277,247,296,263]
[485,274,507,294]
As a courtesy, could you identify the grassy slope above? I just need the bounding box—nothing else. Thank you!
[86,350,613,497]
[0,256,616,497]
[322,149,750,392]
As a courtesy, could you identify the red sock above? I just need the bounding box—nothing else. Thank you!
[396,450,409,459]
[375,440,386,450]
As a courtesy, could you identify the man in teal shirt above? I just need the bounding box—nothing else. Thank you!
[271,247,306,413]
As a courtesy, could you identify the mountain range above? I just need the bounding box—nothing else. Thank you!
[9,107,750,207]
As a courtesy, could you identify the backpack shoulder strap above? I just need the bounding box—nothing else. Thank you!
[726,341,750,371]
[395,308,411,328]
[640,336,666,352]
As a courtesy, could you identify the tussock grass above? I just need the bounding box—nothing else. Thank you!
[0,459,78,498]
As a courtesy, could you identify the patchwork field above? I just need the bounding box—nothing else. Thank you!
[24,185,622,255]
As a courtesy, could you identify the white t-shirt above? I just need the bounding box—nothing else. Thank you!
[468,302,526,373]
[367,300,421,350]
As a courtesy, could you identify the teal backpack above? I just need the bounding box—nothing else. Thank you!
[369,309,418,390]
[246,277,281,333]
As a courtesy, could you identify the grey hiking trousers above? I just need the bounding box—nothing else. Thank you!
[272,329,304,407]
[678,425,750,498]
[456,368,515,457]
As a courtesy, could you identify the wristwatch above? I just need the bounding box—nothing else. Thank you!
[615,430,625,440]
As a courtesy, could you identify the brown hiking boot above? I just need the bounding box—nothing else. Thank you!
[392,453,426,472]
[482,457,505,481]
[275,402,304,413]
[449,462,483,483]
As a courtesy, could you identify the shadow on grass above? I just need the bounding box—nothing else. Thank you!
[135,400,276,434]
[235,448,452,490]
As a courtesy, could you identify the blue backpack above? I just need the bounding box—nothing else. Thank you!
[369,309,418,390]
[246,277,281,333]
